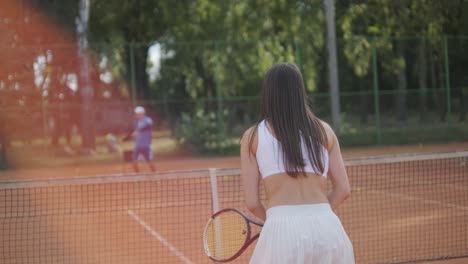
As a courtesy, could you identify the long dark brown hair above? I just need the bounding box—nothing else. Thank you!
[249,63,328,178]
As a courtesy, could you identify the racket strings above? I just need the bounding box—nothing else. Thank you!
[204,211,249,261]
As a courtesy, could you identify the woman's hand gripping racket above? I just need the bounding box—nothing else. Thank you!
[203,208,263,262]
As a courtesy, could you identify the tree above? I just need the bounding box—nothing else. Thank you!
[88,0,169,100]
[339,0,453,126]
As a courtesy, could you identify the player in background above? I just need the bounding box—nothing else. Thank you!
[131,106,156,172]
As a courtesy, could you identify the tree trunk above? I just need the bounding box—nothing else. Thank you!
[0,144,7,169]
[195,57,215,98]
[324,0,341,133]
[418,38,428,122]
[134,44,150,99]
[395,42,407,126]
[438,58,446,122]
[0,116,8,169]
[461,87,467,121]
[428,45,444,122]
[125,44,150,101]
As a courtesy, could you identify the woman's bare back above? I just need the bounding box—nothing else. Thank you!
[263,172,329,209]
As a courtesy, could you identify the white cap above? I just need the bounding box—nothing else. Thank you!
[134,106,145,114]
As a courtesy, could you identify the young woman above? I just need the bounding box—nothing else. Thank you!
[241,63,354,263]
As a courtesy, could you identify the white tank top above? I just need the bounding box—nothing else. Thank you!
[255,120,329,178]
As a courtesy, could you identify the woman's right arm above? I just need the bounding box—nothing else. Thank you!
[323,122,351,209]
[240,127,266,221]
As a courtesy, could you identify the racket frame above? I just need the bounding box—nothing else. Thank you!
[203,208,263,263]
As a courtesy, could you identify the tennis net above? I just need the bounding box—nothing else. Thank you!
[1,151,467,263]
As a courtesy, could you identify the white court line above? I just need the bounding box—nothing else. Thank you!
[127,210,194,264]
[370,190,468,212]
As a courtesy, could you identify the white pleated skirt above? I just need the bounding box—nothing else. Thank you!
[250,203,354,264]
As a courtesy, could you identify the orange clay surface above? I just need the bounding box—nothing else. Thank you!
[1,142,467,264]
[1,142,467,181]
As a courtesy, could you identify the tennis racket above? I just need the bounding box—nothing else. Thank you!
[203,208,263,262]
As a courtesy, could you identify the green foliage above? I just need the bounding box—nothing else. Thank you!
[340,125,468,147]
[153,0,326,99]
[4,0,468,152]
[176,107,238,154]
[31,0,468,101]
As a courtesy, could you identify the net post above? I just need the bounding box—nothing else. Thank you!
[209,168,220,214]
[208,168,223,256]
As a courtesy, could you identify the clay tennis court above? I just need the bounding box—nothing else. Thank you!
[1,143,467,264]
[1,142,467,180]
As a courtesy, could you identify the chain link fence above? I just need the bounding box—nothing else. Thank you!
[1,36,468,155]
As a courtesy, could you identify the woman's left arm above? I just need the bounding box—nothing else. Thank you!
[240,128,266,221]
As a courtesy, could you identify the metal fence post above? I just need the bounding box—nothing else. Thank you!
[41,96,48,142]
[294,38,302,67]
[163,94,170,125]
[214,41,226,144]
[129,42,137,107]
[443,35,452,124]
[372,38,382,144]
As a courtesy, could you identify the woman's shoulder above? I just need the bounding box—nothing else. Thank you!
[318,120,338,152]
[318,120,333,133]
[241,125,258,143]
[241,124,260,154]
